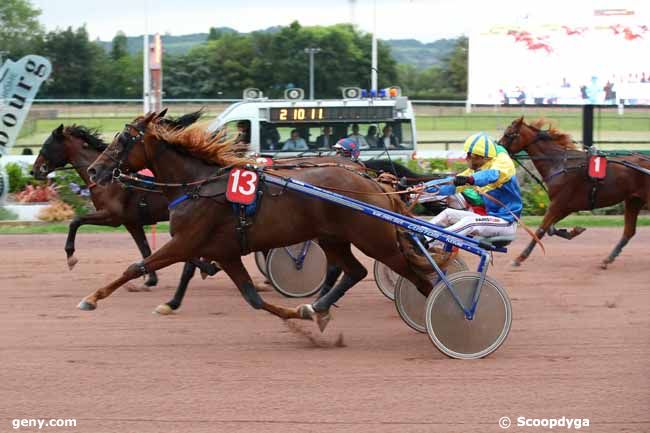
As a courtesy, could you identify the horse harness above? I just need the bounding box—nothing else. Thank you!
[503,129,606,210]
[116,160,378,256]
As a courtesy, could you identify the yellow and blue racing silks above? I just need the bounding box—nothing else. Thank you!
[433,145,523,222]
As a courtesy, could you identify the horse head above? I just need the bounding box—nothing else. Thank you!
[33,124,67,179]
[88,110,165,185]
[498,116,538,155]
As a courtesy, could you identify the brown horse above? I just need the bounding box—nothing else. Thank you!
[32,115,217,310]
[499,117,650,268]
[83,111,444,330]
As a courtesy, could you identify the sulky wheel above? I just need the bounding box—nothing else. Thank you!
[394,256,469,333]
[373,261,398,300]
[425,271,512,359]
[254,251,268,278]
[267,241,327,298]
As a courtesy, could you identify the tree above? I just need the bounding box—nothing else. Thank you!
[442,36,467,96]
[37,26,108,98]
[0,0,43,60]
[111,31,128,60]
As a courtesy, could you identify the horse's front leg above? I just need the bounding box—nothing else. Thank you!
[78,237,188,311]
[65,210,114,270]
[218,258,304,320]
[124,223,158,288]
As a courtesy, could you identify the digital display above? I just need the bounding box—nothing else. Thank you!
[269,106,394,122]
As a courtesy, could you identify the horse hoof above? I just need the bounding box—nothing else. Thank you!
[154,304,173,315]
[297,304,315,320]
[511,260,522,267]
[78,300,96,311]
[200,272,208,280]
[315,311,332,333]
[600,262,609,270]
[144,279,158,287]
[573,226,587,236]
[67,256,78,270]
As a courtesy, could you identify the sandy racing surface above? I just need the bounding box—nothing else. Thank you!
[1,228,648,432]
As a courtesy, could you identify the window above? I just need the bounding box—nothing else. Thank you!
[259,120,414,152]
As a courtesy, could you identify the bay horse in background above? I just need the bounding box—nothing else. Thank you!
[83,111,448,331]
[32,113,216,306]
[499,117,650,268]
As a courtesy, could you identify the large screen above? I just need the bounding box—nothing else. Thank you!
[468,10,650,105]
[269,106,394,122]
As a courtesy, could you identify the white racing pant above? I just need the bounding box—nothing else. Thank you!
[431,208,517,238]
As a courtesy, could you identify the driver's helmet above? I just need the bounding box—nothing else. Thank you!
[463,132,497,158]
[334,138,361,160]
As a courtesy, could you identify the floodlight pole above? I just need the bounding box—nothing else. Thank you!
[371,0,378,93]
[143,0,150,113]
[304,48,321,100]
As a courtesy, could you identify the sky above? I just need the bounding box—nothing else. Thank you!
[31,0,650,42]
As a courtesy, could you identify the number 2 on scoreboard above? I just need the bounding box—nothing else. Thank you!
[279,109,288,120]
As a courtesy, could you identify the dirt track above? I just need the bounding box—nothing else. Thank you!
[1,228,648,433]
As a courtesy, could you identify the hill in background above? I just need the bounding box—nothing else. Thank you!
[96,28,458,69]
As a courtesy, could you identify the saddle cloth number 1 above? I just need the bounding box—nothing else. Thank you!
[588,156,607,179]
[226,168,259,205]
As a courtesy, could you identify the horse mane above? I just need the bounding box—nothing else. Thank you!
[65,125,107,151]
[528,118,577,150]
[151,121,252,166]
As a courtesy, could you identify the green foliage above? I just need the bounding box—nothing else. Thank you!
[110,31,128,60]
[396,37,467,99]
[0,207,19,220]
[5,162,32,193]
[0,0,43,59]
[521,183,550,216]
[52,170,92,216]
[165,22,398,99]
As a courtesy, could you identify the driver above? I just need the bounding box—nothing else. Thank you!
[424,132,522,238]
[333,137,361,161]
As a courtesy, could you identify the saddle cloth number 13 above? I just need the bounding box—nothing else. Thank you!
[226,168,259,205]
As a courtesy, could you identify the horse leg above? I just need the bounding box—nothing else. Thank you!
[78,237,189,311]
[64,210,113,270]
[154,261,197,315]
[218,258,304,320]
[300,242,368,332]
[317,264,343,298]
[124,223,158,288]
[512,206,571,267]
[601,197,644,269]
[548,225,587,240]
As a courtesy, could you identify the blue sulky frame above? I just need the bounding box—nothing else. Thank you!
[261,172,507,321]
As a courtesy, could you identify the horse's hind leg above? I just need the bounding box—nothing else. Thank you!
[601,197,643,269]
[304,241,367,331]
[218,258,303,320]
[154,261,197,315]
[125,223,158,288]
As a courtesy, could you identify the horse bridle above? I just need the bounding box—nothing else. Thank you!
[108,122,147,179]
[499,123,587,193]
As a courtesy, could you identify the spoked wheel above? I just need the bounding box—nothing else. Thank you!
[373,261,398,300]
[254,251,268,278]
[394,256,469,333]
[425,271,512,359]
[267,241,327,298]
